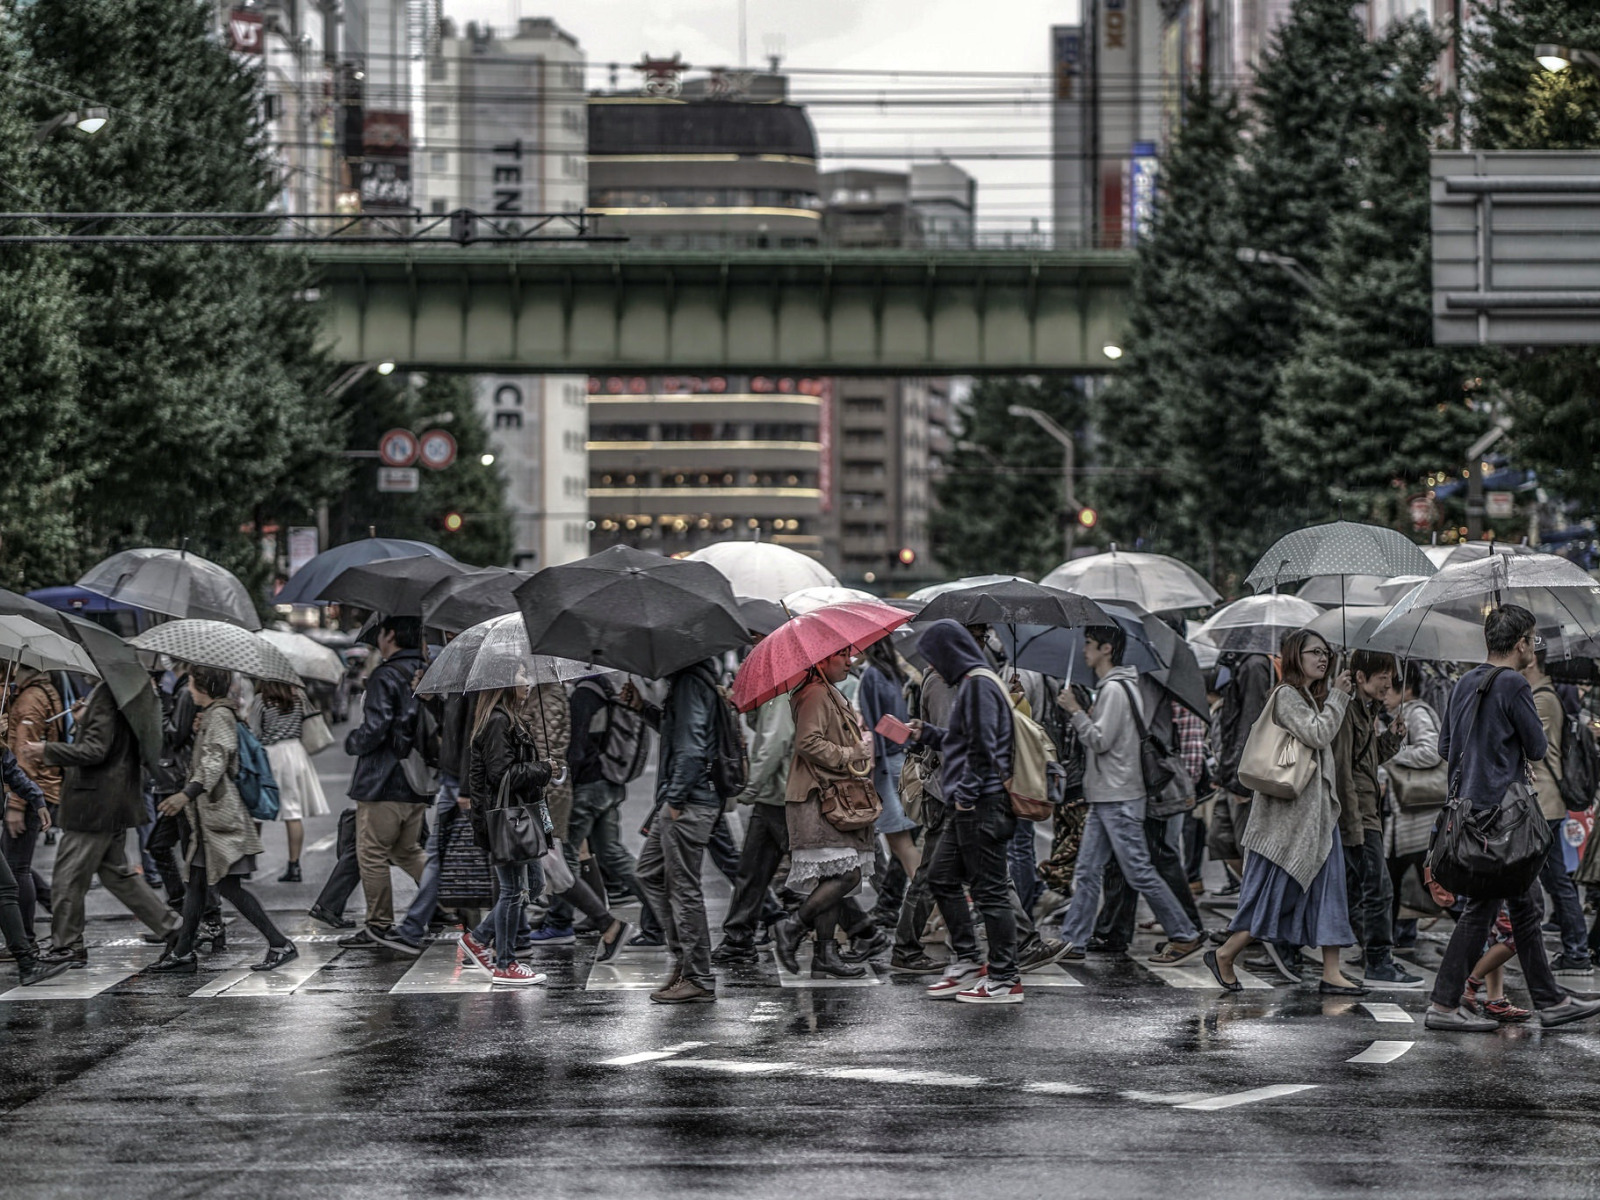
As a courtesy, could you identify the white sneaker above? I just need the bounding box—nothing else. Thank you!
[925,963,984,999]
[492,961,547,987]
[956,977,1024,1005]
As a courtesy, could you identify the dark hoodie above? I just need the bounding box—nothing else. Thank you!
[914,620,1013,811]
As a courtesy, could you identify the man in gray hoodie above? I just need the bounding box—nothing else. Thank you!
[1055,625,1205,964]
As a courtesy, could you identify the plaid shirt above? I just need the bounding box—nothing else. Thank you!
[1172,702,1207,784]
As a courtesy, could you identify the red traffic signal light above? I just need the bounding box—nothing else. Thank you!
[897,547,917,567]
[1076,507,1098,529]
[443,512,464,533]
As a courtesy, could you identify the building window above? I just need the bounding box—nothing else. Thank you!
[494,412,523,430]
[430,198,447,214]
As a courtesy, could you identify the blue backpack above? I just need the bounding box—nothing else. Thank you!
[234,722,280,821]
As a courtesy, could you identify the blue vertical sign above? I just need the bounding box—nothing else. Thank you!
[1128,141,1158,245]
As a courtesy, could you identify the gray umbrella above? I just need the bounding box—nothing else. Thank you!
[420,566,532,634]
[1245,522,1436,594]
[320,555,469,617]
[131,620,300,685]
[78,547,261,630]
[1193,594,1322,655]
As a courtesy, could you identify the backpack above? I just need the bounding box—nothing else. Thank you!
[234,721,280,821]
[691,666,748,801]
[1535,686,1599,812]
[577,677,654,787]
[967,668,1059,821]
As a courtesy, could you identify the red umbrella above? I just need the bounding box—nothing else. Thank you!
[731,600,911,713]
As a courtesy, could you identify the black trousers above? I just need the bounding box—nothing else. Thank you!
[1431,876,1566,1011]
[1344,827,1395,966]
[0,839,30,955]
[1,809,41,929]
[928,795,1019,983]
[1095,815,1204,946]
[313,808,363,917]
[895,800,946,957]
[145,811,193,905]
[172,863,287,957]
[721,804,790,942]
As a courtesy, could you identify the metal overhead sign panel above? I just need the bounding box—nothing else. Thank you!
[1433,150,1600,345]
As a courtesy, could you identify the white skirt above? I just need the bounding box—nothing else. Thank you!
[266,738,330,822]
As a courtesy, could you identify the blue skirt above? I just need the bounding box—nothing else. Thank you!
[874,759,917,835]
[1229,830,1355,947]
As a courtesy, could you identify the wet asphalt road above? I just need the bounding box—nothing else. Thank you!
[7,743,1600,1198]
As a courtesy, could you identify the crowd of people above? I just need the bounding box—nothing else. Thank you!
[5,601,1600,1032]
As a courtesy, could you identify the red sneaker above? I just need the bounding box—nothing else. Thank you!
[491,961,547,988]
[1484,997,1532,1023]
[955,977,1024,1005]
[460,931,494,973]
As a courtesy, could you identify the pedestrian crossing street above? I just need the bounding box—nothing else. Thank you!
[0,922,1446,1005]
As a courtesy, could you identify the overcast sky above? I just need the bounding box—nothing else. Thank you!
[446,0,1082,236]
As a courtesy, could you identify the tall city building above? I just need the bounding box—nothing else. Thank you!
[416,17,590,568]
[584,68,832,563]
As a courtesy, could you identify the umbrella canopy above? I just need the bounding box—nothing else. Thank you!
[273,537,460,607]
[0,615,100,676]
[1374,552,1600,655]
[1193,594,1322,655]
[516,544,749,679]
[732,600,910,712]
[1427,541,1542,569]
[906,574,1028,603]
[320,555,469,617]
[1041,550,1220,612]
[781,585,878,616]
[1309,605,1487,662]
[131,620,299,685]
[416,613,591,695]
[1246,521,1436,593]
[257,630,345,685]
[1294,574,1394,607]
[78,547,260,630]
[0,588,162,765]
[420,566,532,634]
[918,579,1110,630]
[736,597,789,638]
[685,541,838,603]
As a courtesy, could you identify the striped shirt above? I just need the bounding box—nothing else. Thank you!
[260,696,304,745]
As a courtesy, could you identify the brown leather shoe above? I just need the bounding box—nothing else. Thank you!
[650,978,716,1004]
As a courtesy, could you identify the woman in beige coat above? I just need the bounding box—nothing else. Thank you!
[150,666,296,974]
[772,647,878,980]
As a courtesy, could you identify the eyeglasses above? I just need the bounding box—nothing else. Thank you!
[1304,647,1332,659]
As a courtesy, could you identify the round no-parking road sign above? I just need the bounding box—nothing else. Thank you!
[418,428,458,470]
[378,428,419,468]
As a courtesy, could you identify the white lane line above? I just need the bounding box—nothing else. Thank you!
[1022,1081,1094,1096]
[585,956,671,991]
[656,1059,798,1075]
[773,947,883,988]
[1147,963,1273,990]
[188,968,255,998]
[598,1041,710,1067]
[1361,1002,1414,1024]
[0,952,148,1001]
[1022,965,1085,988]
[208,944,341,997]
[1176,1084,1320,1111]
[1123,1090,1216,1105]
[1346,1040,1414,1064]
[306,834,338,854]
[390,939,493,994]
[814,1067,987,1087]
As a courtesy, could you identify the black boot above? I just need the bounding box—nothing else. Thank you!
[811,938,868,980]
[842,927,892,963]
[16,951,70,987]
[278,861,302,883]
[772,917,805,975]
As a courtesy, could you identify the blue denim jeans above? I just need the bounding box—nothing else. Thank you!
[1006,817,1042,913]
[475,860,545,968]
[1059,799,1200,948]
[1540,816,1590,961]
[395,774,461,943]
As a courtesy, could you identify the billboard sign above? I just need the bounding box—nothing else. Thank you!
[228,8,264,54]
[360,110,412,212]
[1127,143,1158,246]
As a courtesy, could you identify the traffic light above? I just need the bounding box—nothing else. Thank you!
[1076,507,1098,530]
[896,547,917,568]
[443,511,464,533]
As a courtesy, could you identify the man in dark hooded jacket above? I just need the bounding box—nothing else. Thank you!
[908,620,1024,1004]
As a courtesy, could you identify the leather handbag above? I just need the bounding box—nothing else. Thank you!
[1388,759,1448,810]
[1236,687,1318,800]
[818,771,882,832]
[483,770,548,865]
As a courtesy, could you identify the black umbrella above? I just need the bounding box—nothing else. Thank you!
[515,544,749,678]
[273,537,459,607]
[420,566,532,634]
[320,555,469,617]
[0,588,163,765]
[736,597,789,638]
[917,579,1110,629]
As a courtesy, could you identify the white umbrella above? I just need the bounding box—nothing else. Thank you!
[131,620,298,685]
[781,585,877,617]
[1309,605,1486,662]
[1294,574,1394,607]
[1193,594,1321,655]
[416,612,592,695]
[0,615,100,676]
[258,630,345,685]
[78,547,261,630]
[1374,575,1432,604]
[906,574,1027,603]
[685,541,838,603]
[1040,549,1220,612]
[1374,553,1600,657]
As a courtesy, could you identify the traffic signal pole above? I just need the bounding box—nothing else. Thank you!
[1008,405,1079,563]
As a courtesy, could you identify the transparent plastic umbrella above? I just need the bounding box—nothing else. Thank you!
[78,547,261,630]
[0,615,100,676]
[1309,605,1486,662]
[685,541,838,603]
[1192,594,1322,655]
[906,574,1028,603]
[1041,550,1219,612]
[781,585,877,616]
[257,630,345,685]
[416,613,593,695]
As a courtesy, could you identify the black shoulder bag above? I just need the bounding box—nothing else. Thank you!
[1426,667,1552,901]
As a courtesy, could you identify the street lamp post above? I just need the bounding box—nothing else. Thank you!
[1465,423,1508,541]
[33,106,110,144]
[1535,43,1600,72]
[1236,247,1320,295]
[1007,404,1080,563]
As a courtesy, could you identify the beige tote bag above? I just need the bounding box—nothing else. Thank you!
[1236,686,1317,800]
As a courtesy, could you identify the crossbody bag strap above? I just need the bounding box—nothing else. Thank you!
[1448,665,1508,798]
[1113,679,1149,739]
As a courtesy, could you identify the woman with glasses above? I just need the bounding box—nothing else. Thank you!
[1204,629,1368,995]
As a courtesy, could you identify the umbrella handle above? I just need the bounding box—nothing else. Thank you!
[550,764,569,787]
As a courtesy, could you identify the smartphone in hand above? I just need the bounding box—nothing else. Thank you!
[874,714,912,745]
